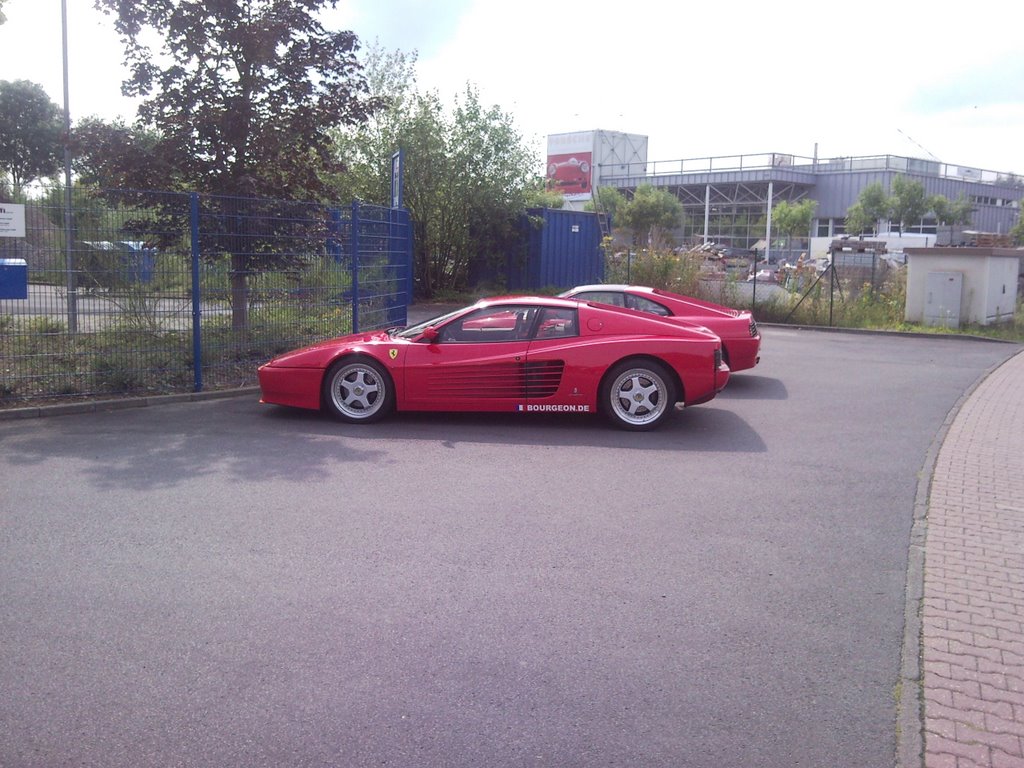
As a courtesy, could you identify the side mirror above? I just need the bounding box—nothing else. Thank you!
[420,326,440,343]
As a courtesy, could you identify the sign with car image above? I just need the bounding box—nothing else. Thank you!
[546,152,592,198]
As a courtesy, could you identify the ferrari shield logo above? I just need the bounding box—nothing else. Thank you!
[389,349,398,360]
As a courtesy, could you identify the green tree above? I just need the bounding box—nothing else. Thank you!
[333,46,536,298]
[522,178,565,210]
[930,193,974,245]
[445,86,536,290]
[621,184,683,246]
[90,0,379,330]
[330,46,420,205]
[72,116,165,189]
[772,199,817,239]
[772,199,817,263]
[860,183,890,222]
[587,186,625,221]
[844,202,873,236]
[1011,203,1024,246]
[0,80,63,189]
[889,176,928,235]
[853,183,892,235]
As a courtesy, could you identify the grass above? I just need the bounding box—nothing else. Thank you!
[0,304,355,406]
[3,253,1022,408]
[620,249,1024,343]
[750,280,1024,342]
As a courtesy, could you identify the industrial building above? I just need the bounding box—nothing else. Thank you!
[548,130,1023,254]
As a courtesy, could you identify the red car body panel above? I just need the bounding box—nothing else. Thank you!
[258,297,730,421]
[560,285,761,371]
[402,340,532,411]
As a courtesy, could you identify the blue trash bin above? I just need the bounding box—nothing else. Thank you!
[0,258,28,299]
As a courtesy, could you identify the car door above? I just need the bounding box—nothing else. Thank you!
[523,306,594,413]
[401,305,537,412]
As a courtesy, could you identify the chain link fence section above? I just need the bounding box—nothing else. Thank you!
[0,188,411,406]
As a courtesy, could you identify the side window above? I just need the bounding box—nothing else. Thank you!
[576,291,626,307]
[439,307,535,343]
[627,295,672,316]
[533,307,578,340]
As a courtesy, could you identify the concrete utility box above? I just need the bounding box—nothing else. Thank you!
[0,257,28,299]
[924,271,963,328]
[905,247,1020,326]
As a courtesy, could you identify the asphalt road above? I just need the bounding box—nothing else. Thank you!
[0,329,1017,768]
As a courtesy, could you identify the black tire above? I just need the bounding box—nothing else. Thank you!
[601,360,676,431]
[322,358,393,424]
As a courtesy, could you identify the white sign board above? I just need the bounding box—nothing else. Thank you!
[0,203,26,238]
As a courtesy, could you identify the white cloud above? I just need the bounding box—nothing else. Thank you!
[412,0,1024,174]
[0,1,139,122]
[1,0,1021,175]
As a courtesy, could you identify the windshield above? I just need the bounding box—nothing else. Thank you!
[392,308,466,339]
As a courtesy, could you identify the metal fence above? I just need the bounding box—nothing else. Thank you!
[0,188,411,406]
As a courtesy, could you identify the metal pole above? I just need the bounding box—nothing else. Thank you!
[61,0,78,332]
[190,193,203,392]
[351,200,360,333]
[758,181,773,311]
[703,184,711,245]
[829,264,835,326]
[751,250,757,309]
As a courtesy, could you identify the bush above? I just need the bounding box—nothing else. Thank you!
[605,248,701,293]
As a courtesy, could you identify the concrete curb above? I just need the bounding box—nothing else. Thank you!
[0,387,259,422]
[757,322,1022,344]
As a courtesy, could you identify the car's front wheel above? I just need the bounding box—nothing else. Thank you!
[601,360,675,431]
[322,358,393,423]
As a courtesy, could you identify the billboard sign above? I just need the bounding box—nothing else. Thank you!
[546,132,594,201]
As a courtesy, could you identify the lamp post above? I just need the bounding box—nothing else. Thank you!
[61,0,77,332]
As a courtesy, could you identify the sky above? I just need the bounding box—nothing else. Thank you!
[2,0,1023,176]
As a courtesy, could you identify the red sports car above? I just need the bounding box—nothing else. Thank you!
[559,285,761,372]
[258,296,730,430]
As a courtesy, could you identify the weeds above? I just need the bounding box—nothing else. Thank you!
[606,249,702,294]
[603,250,1024,342]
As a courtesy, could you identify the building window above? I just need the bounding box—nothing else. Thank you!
[816,219,831,237]
[905,217,938,235]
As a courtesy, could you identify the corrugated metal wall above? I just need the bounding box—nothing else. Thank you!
[813,171,1021,233]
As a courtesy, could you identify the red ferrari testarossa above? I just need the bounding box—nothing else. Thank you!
[258,295,730,430]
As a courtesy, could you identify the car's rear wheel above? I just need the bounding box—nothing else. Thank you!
[602,360,675,431]
[323,358,393,423]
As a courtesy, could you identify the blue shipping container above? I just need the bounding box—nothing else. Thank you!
[507,208,604,291]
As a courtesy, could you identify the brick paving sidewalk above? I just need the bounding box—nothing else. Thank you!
[922,349,1024,767]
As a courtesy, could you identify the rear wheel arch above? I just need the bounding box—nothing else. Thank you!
[598,354,684,406]
[598,355,682,431]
